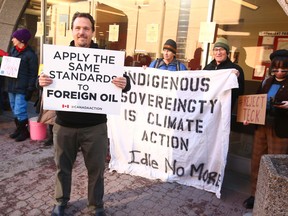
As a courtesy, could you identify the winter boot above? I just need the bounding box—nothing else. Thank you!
[15,119,30,142]
[44,124,53,146]
[9,118,20,138]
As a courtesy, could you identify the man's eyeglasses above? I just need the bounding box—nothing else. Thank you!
[213,48,226,53]
[271,68,288,73]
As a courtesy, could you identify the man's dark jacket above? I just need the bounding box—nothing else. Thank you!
[8,45,38,94]
[203,58,245,109]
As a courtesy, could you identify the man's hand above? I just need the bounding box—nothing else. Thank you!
[232,69,240,77]
[39,73,53,87]
[112,77,127,89]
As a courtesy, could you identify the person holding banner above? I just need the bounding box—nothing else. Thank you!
[7,28,38,141]
[243,49,288,209]
[149,39,187,71]
[204,37,245,109]
[39,12,130,216]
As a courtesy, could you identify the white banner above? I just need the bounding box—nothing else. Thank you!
[108,67,238,198]
[43,44,125,115]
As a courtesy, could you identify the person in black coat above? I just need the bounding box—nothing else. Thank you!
[39,12,130,216]
[204,37,245,110]
[243,49,288,209]
[7,28,38,142]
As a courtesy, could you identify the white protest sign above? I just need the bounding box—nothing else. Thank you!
[108,67,238,198]
[43,44,125,115]
[0,56,21,78]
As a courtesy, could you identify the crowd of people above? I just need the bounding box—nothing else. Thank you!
[0,10,287,216]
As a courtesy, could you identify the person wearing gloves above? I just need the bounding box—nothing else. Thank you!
[149,39,187,71]
[204,37,245,109]
[7,28,38,142]
[243,49,288,209]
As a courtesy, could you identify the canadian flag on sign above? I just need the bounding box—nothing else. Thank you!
[62,104,69,108]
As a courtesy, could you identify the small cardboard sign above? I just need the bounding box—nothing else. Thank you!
[0,56,21,78]
[237,94,267,125]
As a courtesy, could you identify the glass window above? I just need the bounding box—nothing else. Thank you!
[21,0,288,81]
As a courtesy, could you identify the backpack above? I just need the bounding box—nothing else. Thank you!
[154,58,181,71]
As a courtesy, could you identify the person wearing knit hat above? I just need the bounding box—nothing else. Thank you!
[242,49,288,209]
[149,39,187,71]
[163,39,177,54]
[213,37,230,54]
[12,28,31,44]
[204,37,245,110]
[7,28,38,142]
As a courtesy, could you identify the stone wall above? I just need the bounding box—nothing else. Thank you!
[0,0,29,51]
[253,154,288,216]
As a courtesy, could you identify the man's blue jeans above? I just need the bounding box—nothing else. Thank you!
[8,93,28,120]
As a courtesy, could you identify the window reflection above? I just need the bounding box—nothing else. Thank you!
[21,0,288,78]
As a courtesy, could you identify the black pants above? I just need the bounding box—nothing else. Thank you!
[53,123,108,208]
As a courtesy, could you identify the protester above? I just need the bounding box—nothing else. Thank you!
[7,28,38,141]
[203,37,245,109]
[149,39,187,71]
[243,49,288,209]
[39,12,131,216]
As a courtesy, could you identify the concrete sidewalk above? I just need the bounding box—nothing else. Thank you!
[0,103,253,216]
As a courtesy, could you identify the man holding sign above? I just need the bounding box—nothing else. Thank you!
[39,12,130,216]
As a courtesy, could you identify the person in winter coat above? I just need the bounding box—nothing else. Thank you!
[7,28,38,142]
[203,37,245,110]
[243,49,288,209]
[149,39,187,71]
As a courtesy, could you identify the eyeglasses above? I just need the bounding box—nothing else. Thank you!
[213,48,226,53]
[271,68,288,73]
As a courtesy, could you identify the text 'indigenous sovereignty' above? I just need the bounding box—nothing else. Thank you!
[107,67,239,198]
[42,44,125,115]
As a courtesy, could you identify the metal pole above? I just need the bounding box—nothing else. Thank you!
[202,0,215,67]
[40,0,47,64]
[134,5,141,53]
[157,0,166,58]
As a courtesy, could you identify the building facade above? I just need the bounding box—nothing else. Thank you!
[1,0,288,175]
